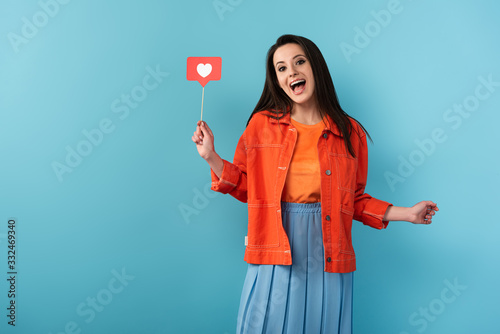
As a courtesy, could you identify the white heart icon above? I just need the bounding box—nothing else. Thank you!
[197,63,212,78]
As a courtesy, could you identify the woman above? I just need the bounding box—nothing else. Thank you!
[192,34,438,334]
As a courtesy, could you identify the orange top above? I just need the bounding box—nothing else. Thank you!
[281,117,326,203]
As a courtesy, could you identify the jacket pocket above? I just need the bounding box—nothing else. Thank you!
[339,204,355,255]
[247,204,280,248]
[247,146,281,201]
[330,153,357,193]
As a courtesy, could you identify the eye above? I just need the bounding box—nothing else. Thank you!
[296,59,306,65]
[278,66,286,72]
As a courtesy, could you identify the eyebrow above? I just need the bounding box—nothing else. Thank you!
[275,54,306,67]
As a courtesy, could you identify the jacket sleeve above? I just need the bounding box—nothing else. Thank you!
[353,128,392,229]
[210,131,248,203]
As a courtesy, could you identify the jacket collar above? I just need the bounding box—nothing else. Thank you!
[267,111,343,137]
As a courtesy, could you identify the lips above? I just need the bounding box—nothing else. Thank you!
[290,79,306,95]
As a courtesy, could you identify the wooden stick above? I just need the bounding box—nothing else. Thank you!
[200,86,205,122]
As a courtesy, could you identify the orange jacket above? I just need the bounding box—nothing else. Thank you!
[210,111,392,273]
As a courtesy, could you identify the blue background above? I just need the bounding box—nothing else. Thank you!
[1,0,499,333]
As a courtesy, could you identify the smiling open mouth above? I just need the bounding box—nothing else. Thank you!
[290,79,306,94]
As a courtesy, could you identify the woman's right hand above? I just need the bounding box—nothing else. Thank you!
[192,120,224,178]
[192,120,216,161]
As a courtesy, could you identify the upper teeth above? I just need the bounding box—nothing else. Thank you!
[291,80,305,87]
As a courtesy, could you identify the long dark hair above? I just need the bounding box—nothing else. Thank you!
[247,34,371,157]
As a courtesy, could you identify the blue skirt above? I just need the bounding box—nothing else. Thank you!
[236,202,353,334]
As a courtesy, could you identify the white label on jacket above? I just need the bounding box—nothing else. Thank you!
[245,236,248,246]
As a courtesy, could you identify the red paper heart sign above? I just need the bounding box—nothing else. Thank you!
[187,57,222,87]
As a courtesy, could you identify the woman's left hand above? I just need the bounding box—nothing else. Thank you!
[408,201,439,224]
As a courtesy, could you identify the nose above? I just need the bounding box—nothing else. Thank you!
[288,66,298,77]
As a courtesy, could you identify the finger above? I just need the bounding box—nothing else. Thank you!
[192,132,204,143]
[200,121,214,137]
[428,204,439,213]
[192,135,201,145]
[196,123,206,137]
[194,127,204,138]
[200,126,211,140]
[424,200,436,208]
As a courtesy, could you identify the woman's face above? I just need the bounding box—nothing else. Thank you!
[273,43,316,107]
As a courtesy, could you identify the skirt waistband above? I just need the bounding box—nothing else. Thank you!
[280,201,322,213]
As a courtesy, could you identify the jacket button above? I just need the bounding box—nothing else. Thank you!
[327,257,332,262]
[325,170,331,175]
[326,215,330,221]
[323,133,328,139]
